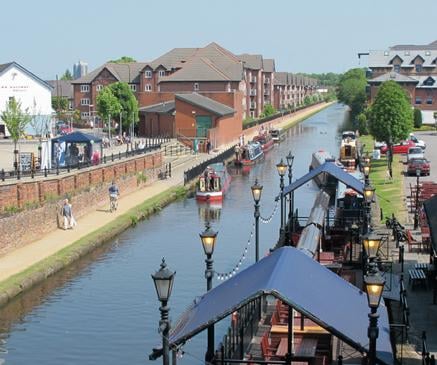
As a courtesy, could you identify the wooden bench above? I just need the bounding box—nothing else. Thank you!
[406,229,421,252]
[408,269,427,289]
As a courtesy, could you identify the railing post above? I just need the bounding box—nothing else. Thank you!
[119,151,121,160]
[44,167,48,177]
[1,169,4,181]
[56,164,59,175]
[31,168,34,179]
[169,162,172,178]
[103,155,106,163]
[17,168,21,180]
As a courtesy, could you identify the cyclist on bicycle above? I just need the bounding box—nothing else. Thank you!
[109,180,120,212]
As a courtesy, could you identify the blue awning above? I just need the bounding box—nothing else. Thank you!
[283,162,364,196]
[51,131,102,144]
[167,247,393,365]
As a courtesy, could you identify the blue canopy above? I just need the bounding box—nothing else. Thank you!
[51,131,102,144]
[283,162,364,196]
[168,247,393,365]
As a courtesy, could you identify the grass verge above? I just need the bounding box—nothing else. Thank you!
[360,135,406,223]
[0,185,189,306]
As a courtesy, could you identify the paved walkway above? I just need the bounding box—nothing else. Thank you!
[0,103,331,285]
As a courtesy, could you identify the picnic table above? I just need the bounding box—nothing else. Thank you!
[408,269,427,289]
[276,337,318,358]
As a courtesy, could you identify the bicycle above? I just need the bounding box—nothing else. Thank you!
[110,194,118,212]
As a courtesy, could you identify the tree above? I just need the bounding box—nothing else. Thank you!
[356,112,368,135]
[52,96,69,112]
[368,80,413,176]
[96,87,122,125]
[107,82,139,130]
[60,69,73,80]
[304,95,312,106]
[413,108,422,129]
[337,68,367,117]
[262,104,276,117]
[108,56,136,63]
[1,98,31,170]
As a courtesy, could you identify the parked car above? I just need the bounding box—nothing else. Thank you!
[380,140,415,154]
[375,134,426,150]
[56,122,73,135]
[406,147,424,163]
[407,158,430,176]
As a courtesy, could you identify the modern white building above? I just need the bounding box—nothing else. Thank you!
[0,62,53,136]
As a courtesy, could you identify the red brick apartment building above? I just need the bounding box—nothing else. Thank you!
[273,73,317,110]
[72,42,317,147]
[367,40,437,121]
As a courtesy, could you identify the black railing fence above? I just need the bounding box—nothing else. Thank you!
[183,145,236,185]
[0,143,163,182]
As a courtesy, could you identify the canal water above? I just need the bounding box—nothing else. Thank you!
[0,104,349,364]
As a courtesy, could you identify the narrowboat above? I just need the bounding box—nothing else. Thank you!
[309,150,343,189]
[252,130,274,152]
[234,141,264,166]
[196,163,232,201]
[339,133,357,171]
[269,128,284,142]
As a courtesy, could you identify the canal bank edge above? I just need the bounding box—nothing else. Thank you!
[0,102,334,307]
[0,185,189,308]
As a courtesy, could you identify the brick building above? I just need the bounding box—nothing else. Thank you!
[367,40,437,121]
[273,72,317,110]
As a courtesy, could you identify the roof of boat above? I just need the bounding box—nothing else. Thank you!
[337,171,364,199]
[313,150,335,162]
[207,162,227,173]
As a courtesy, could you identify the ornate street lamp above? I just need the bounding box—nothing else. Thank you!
[363,163,371,184]
[286,152,295,231]
[362,233,382,259]
[251,179,263,262]
[199,222,218,362]
[276,159,287,232]
[151,258,176,365]
[364,271,385,365]
[363,184,376,204]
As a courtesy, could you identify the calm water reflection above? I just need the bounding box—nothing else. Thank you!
[0,104,349,364]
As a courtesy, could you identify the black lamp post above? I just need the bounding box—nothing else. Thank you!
[276,159,287,233]
[363,184,376,234]
[364,271,385,365]
[286,152,295,232]
[414,169,421,229]
[362,232,382,273]
[251,179,263,262]
[151,258,176,365]
[363,163,371,185]
[200,222,218,362]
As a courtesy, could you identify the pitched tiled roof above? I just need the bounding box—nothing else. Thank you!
[176,93,235,117]
[238,54,263,70]
[0,61,53,90]
[369,49,437,68]
[368,72,419,84]
[139,101,176,114]
[146,48,199,70]
[0,62,13,74]
[71,62,148,84]
[47,80,74,98]
[263,59,275,73]
[391,40,437,51]
[274,72,288,85]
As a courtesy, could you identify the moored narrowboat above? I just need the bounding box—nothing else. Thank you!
[196,163,232,201]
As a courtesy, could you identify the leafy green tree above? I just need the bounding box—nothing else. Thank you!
[96,87,122,124]
[108,82,139,129]
[304,95,312,106]
[337,68,367,117]
[1,98,31,170]
[413,108,422,129]
[262,104,276,117]
[52,96,69,112]
[109,56,136,63]
[60,69,73,80]
[356,112,368,135]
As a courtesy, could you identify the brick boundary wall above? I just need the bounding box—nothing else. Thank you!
[0,151,163,255]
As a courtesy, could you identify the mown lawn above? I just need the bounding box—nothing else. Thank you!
[360,135,407,223]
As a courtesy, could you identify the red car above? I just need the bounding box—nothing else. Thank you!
[380,140,415,154]
[407,158,430,176]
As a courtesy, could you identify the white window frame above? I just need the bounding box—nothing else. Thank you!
[145,70,152,78]
[158,70,166,77]
[80,85,90,92]
[81,112,90,118]
[194,83,199,91]
[81,98,90,106]
[145,84,152,92]
[96,84,103,92]
[130,84,137,92]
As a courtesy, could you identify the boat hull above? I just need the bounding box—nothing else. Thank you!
[195,163,232,201]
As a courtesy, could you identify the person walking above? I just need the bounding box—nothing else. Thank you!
[61,199,75,230]
[206,139,212,154]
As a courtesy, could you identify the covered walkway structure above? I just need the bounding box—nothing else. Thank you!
[151,247,393,364]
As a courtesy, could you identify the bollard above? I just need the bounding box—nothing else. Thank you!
[17,169,21,180]
[169,162,172,178]
[119,151,121,160]
[56,164,59,175]
[111,153,114,162]
[67,163,70,173]
[1,169,4,181]
[44,167,48,177]
[31,169,34,179]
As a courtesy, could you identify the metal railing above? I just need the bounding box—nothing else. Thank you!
[183,145,236,185]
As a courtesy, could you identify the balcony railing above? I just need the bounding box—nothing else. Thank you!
[250,89,257,96]
[250,102,257,109]
[249,76,257,83]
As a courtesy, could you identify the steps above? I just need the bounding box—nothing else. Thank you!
[161,139,192,157]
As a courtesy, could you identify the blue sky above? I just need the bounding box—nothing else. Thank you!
[2,0,437,79]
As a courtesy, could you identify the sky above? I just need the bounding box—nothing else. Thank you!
[2,0,437,80]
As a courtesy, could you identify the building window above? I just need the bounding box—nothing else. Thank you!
[194,83,199,91]
[81,112,90,118]
[145,70,152,78]
[130,84,137,92]
[96,84,103,92]
[80,85,90,92]
[145,84,152,92]
[415,97,422,104]
[415,64,423,73]
[81,98,90,105]
[426,97,433,104]
[424,77,435,86]
[158,70,165,77]
[393,64,401,73]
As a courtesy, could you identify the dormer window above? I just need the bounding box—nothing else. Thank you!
[393,65,401,73]
[145,70,152,78]
[416,64,423,73]
[159,70,166,77]
[423,77,435,86]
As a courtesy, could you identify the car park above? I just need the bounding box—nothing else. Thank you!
[56,122,73,135]
[406,147,424,163]
[380,140,415,154]
[375,133,426,150]
[407,158,430,176]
